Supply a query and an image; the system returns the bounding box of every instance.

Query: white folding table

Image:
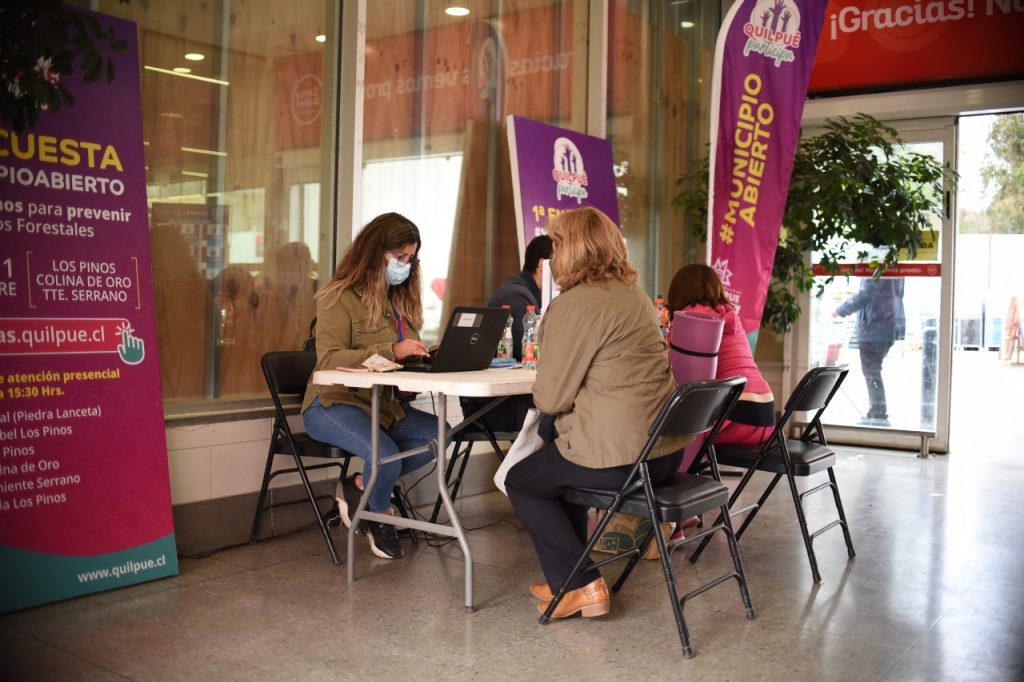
[311,367,535,610]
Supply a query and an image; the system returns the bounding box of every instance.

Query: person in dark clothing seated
[488,235,553,360]
[463,235,553,434]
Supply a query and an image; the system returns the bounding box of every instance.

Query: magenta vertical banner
[506,115,620,262]
[0,11,178,612]
[706,0,828,333]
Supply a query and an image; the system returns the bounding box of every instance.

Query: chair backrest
[775,365,848,443]
[783,365,847,414]
[303,317,317,352]
[261,350,316,416]
[648,375,747,445]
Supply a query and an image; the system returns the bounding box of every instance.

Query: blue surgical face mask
[385,256,411,286]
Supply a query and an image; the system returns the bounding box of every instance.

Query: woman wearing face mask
[302,212,438,560]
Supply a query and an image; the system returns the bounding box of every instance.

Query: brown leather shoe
[537,577,610,618]
[529,582,552,601]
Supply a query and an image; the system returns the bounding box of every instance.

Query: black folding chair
[250,350,356,564]
[689,366,856,583]
[541,376,755,659]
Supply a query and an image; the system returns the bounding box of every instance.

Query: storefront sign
[813,263,942,277]
[0,11,177,612]
[506,115,620,262]
[810,0,1024,94]
[707,0,829,333]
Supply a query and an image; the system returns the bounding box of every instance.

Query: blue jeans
[303,397,441,512]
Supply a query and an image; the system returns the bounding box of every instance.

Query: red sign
[813,262,942,277]
[810,0,1024,94]
[275,52,324,150]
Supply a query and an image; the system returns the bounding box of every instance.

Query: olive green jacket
[302,288,419,427]
[533,278,693,468]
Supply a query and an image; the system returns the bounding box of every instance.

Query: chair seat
[286,432,349,459]
[563,474,730,523]
[458,423,519,442]
[717,440,836,476]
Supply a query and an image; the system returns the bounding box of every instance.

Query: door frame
[787,118,955,453]
[793,82,1024,454]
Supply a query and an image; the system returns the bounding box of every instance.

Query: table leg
[435,391,475,611]
[348,383,381,583]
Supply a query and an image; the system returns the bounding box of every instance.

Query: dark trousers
[505,442,684,592]
[859,340,893,419]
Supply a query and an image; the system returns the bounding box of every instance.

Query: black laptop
[400,306,508,373]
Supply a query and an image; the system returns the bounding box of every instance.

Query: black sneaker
[367,521,404,559]
[336,475,366,535]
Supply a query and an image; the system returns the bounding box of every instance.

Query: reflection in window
[72,1,337,405]
[362,0,586,344]
[77,0,722,412]
[608,0,719,295]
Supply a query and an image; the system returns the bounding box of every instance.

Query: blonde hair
[548,206,637,291]
[316,213,423,330]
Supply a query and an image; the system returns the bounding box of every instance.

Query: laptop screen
[404,306,507,372]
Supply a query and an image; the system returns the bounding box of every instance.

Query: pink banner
[0,10,177,612]
[706,0,829,332]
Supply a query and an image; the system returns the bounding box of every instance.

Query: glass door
[796,118,955,453]
[950,113,1024,454]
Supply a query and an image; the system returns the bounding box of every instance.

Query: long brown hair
[548,206,636,291]
[316,213,423,329]
[667,264,730,313]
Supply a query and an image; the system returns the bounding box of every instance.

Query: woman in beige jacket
[506,206,692,619]
[303,213,436,560]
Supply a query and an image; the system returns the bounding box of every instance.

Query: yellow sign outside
[899,229,939,262]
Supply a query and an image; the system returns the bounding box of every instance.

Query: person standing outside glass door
[834,277,906,426]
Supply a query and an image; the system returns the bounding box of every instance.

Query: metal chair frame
[541,377,755,658]
[250,351,354,564]
[689,366,856,583]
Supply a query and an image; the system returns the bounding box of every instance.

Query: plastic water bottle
[497,305,514,358]
[654,295,669,335]
[522,305,539,370]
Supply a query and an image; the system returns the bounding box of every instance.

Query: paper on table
[335,353,402,373]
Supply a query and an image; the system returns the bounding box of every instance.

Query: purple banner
[506,115,620,261]
[0,11,177,612]
[707,0,828,333]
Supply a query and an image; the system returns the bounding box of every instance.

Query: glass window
[362,0,588,343]
[71,0,338,407]
[361,1,721,339]
[607,0,720,296]
[71,1,723,414]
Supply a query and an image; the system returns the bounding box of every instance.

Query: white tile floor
[4,350,1023,680]
[3,422,1023,680]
